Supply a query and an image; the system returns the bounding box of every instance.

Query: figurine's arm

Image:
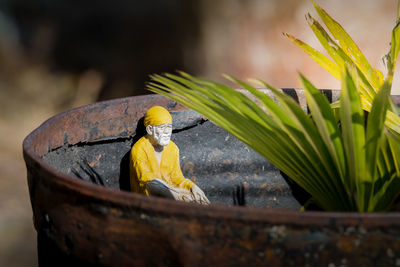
[169,145,210,204]
[130,147,159,192]
[169,145,195,190]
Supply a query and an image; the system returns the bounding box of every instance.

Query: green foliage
[285,1,400,138]
[147,2,400,211]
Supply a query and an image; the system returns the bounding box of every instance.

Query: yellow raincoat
[130,136,195,195]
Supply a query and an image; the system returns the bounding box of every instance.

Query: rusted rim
[23,93,400,228]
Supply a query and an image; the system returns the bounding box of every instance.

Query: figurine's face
[148,123,172,146]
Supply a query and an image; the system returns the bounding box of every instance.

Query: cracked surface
[43,120,301,209]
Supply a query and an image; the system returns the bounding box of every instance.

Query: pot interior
[42,115,301,209]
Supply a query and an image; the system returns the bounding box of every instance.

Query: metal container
[23,91,400,266]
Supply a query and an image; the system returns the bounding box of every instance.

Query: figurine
[130,106,210,204]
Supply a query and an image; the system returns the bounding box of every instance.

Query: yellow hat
[144,106,172,127]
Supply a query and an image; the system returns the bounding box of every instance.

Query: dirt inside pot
[43,117,301,209]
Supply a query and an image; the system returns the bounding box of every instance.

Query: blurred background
[0,0,397,266]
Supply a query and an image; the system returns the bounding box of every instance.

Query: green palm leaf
[147,1,400,212]
[312,1,383,90]
[286,1,400,136]
[284,32,341,80]
[148,70,381,211]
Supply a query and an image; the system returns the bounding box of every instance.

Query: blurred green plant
[147,1,400,212]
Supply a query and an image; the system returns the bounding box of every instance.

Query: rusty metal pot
[23,91,400,266]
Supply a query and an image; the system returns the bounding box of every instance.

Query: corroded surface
[23,91,400,266]
[42,120,300,208]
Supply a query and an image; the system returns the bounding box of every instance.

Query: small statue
[130,106,210,204]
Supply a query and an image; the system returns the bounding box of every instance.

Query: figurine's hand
[191,185,210,204]
[169,187,191,201]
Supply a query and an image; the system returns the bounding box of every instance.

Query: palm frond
[147,1,400,212]
[286,1,400,135]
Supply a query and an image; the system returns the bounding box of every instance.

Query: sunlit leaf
[284,32,341,79]
[313,1,383,90]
